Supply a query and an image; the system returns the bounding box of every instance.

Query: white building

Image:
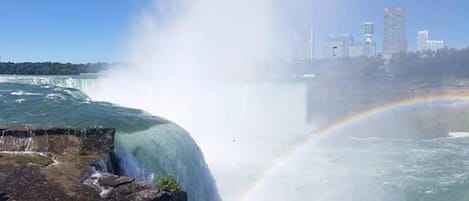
[323,34,353,58]
[293,26,315,61]
[417,30,429,52]
[426,40,445,51]
[417,29,445,52]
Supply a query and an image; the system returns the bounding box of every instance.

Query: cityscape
[293,6,446,62]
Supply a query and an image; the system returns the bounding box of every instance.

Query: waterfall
[0,79,222,201]
[114,124,221,201]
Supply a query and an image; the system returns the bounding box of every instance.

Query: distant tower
[293,26,315,62]
[383,6,407,54]
[309,27,315,61]
[417,30,429,52]
[364,22,374,44]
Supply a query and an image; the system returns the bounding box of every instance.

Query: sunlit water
[3,76,469,201]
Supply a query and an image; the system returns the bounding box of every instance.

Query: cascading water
[0,82,221,201]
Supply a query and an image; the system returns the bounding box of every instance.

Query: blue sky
[0,0,150,63]
[0,1,468,62]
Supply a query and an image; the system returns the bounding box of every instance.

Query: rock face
[84,171,187,201]
[0,128,187,201]
[0,127,114,153]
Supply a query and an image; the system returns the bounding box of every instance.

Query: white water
[82,1,318,200]
[0,74,313,200]
[0,1,319,200]
[448,132,469,139]
[89,79,313,200]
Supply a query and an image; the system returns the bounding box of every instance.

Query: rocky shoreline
[0,128,187,201]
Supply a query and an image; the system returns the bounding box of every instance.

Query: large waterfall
[0,81,221,201]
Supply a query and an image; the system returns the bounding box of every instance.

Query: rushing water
[4,75,469,201]
[0,81,220,201]
[251,136,469,201]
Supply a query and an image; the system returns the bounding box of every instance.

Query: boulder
[99,175,135,187]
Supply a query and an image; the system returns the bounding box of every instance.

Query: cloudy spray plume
[88,0,318,201]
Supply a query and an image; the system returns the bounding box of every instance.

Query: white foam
[83,170,114,198]
[11,90,42,96]
[15,98,25,103]
[448,132,469,139]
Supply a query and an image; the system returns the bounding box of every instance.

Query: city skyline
[0,1,468,62]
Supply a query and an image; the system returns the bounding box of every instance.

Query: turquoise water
[0,82,220,201]
[4,76,469,201]
[245,136,469,201]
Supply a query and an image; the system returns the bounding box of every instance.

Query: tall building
[293,26,315,61]
[417,29,445,52]
[364,22,374,44]
[363,22,377,57]
[417,30,429,51]
[383,6,407,54]
[323,34,353,58]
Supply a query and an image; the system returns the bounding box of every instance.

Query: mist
[86,0,319,200]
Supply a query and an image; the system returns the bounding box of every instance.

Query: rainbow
[240,93,469,201]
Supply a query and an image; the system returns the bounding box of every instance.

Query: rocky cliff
[0,128,187,201]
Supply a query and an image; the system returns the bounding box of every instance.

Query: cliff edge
[0,128,187,201]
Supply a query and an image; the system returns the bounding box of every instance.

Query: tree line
[0,62,111,75]
[310,47,469,82]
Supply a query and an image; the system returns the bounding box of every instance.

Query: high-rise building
[293,26,315,61]
[417,30,429,51]
[383,6,407,54]
[417,29,445,52]
[323,34,353,58]
[363,22,376,57]
[364,22,374,44]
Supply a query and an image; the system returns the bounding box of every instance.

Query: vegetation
[0,62,111,75]
[310,47,469,82]
[156,175,182,193]
[74,128,82,137]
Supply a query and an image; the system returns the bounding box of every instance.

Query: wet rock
[99,175,135,187]
[0,192,9,201]
[114,183,134,195]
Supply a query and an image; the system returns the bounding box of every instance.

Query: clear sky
[0,0,151,63]
[0,0,468,62]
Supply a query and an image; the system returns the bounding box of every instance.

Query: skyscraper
[383,6,407,54]
[364,22,374,44]
[363,22,376,57]
[417,30,429,51]
[293,26,315,61]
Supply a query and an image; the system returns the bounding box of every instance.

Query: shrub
[156,175,181,193]
[74,128,82,137]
